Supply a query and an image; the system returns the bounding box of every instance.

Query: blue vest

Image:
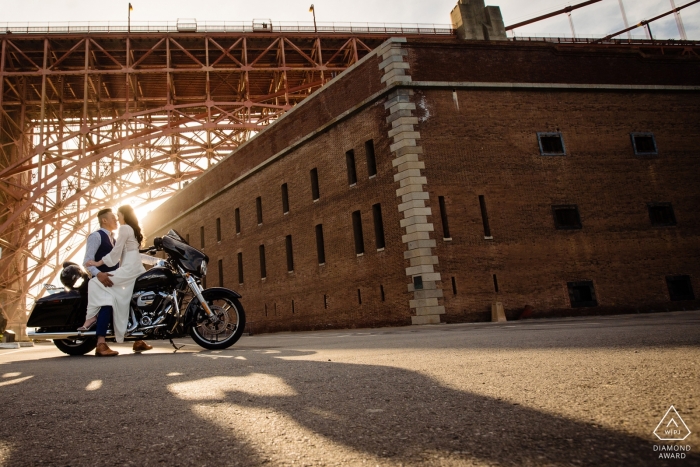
[96,230,119,272]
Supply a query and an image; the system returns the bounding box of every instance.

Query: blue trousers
[95,306,113,337]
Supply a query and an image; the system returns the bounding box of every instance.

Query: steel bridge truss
[0,32,403,328]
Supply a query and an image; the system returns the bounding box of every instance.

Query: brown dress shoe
[132,340,153,352]
[96,343,119,357]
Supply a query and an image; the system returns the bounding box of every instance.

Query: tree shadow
[1,345,696,466]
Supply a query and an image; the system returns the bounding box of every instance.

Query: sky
[0,0,698,39]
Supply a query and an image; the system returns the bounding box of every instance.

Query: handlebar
[139,246,157,255]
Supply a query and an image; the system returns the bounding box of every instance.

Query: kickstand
[169,339,184,352]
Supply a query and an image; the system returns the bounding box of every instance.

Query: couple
[80,205,152,357]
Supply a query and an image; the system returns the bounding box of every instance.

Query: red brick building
[144,31,700,332]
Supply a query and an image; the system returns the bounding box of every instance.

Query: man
[83,208,152,356]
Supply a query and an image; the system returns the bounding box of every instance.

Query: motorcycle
[27,229,246,355]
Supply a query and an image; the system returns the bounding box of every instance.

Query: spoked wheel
[54,337,98,356]
[189,289,246,350]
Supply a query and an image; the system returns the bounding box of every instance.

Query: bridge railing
[0,20,454,35]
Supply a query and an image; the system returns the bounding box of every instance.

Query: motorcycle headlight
[200,260,207,276]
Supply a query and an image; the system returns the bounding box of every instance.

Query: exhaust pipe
[28,330,112,340]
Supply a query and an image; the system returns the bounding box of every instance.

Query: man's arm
[83,232,102,277]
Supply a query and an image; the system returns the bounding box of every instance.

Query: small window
[479,195,492,238]
[631,133,658,155]
[218,259,224,287]
[216,217,221,242]
[567,281,597,308]
[413,276,423,290]
[281,183,289,214]
[186,233,190,245]
[259,244,266,279]
[438,196,451,240]
[537,132,566,156]
[256,197,263,225]
[200,226,205,248]
[365,140,377,177]
[237,252,243,284]
[380,285,385,301]
[666,275,694,301]
[372,204,385,250]
[310,168,320,201]
[352,210,364,255]
[285,235,294,272]
[315,224,326,264]
[648,203,676,227]
[346,150,357,186]
[234,208,241,234]
[552,205,582,230]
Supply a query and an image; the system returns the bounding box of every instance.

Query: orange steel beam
[0,30,455,330]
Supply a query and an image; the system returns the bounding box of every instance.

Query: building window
[648,203,676,227]
[552,205,582,230]
[365,139,377,177]
[200,226,205,248]
[315,224,326,265]
[285,235,294,272]
[666,275,694,301]
[186,233,190,245]
[216,217,221,242]
[310,168,320,201]
[357,288,362,305]
[372,203,385,250]
[218,259,224,287]
[493,274,499,293]
[259,244,267,279]
[237,252,243,284]
[631,132,658,155]
[281,183,289,214]
[380,285,385,301]
[479,195,492,238]
[256,196,263,225]
[234,208,241,234]
[346,150,357,186]
[352,210,364,255]
[537,132,566,156]
[567,281,597,308]
[438,196,451,240]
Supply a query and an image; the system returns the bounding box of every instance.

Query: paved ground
[1,311,699,467]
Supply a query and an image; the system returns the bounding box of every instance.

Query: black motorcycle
[27,230,246,355]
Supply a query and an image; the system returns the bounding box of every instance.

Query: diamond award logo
[654,405,691,441]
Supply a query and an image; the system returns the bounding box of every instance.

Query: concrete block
[407,280,437,292]
[0,342,20,349]
[405,264,435,276]
[406,239,437,250]
[399,177,427,188]
[400,215,428,227]
[402,207,432,217]
[388,124,416,137]
[414,305,446,316]
[409,255,438,266]
[421,272,442,282]
[388,102,416,115]
[395,183,425,197]
[411,314,442,325]
[401,191,430,203]
[387,87,412,100]
[392,131,422,143]
[385,75,412,86]
[380,48,408,62]
[378,54,406,70]
[491,302,507,322]
[392,116,420,128]
[398,197,426,210]
[386,109,414,124]
[384,95,412,110]
[403,247,434,259]
[394,169,423,183]
[396,161,425,172]
[393,145,423,157]
[405,223,434,235]
[390,139,417,153]
[382,62,411,74]
[410,297,439,309]
[402,231,431,244]
[413,289,444,300]
[381,68,407,84]
[392,153,420,167]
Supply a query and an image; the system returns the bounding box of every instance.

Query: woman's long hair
[117,205,143,246]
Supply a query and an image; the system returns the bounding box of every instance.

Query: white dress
[86,224,146,342]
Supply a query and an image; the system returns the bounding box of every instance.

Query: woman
[82,205,148,354]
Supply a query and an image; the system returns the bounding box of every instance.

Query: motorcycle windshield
[166,229,189,245]
[161,234,208,275]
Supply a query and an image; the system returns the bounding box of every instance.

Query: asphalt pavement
[1,311,699,466]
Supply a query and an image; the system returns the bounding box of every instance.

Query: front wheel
[54,337,98,356]
[189,289,246,350]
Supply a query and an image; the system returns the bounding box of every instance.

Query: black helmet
[60,264,84,290]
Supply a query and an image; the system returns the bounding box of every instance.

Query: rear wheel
[53,337,98,356]
[189,290,246,350]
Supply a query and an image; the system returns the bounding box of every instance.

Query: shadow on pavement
[1,345,695,466]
